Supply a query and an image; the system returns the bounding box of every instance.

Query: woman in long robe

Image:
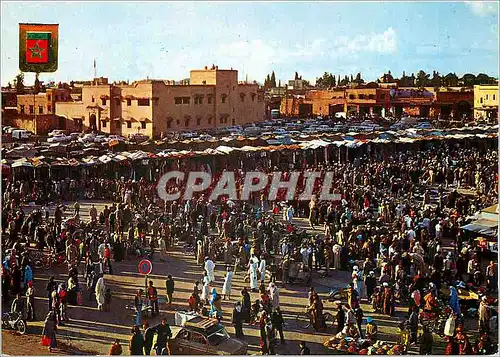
[196,240,204,266]
[259,256,266,283]
[269,282,280,310]
[205,257,215,283]
[95,275,106,311]
[249,256,259,292]
[222,269,233,300]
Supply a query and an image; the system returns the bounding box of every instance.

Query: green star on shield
[28,41,45,59]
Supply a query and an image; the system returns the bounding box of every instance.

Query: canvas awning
[462,219,498,237]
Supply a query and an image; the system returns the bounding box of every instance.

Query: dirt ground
[1,330,98,355]
[1,200,485,355]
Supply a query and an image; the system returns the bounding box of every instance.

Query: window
[20,105,25,114]
[359,94,365,99]
[91,96,95,103]
[47,94,51,101]
[167,118,173,129]
[349,94,355,99]
[102,120,107,128]
[184,117,190,127]
[101,98,107,105]
[221,94,227,103]
[115,98,120,106]
[126,120,132,128]
[116,121,121,129]
[220,116,224,124]
[480,98,483,104]
[251,93,256,101]
[494,95,496,101]
[240,93,245,102]
[38,105,43,114]
[48,105,52,112]
[208,116,213,124]
[175,97,182,105]
[176,120,180,125]
[29,105,34,114]
[208,96,213,104]
[486,94,489,100]
[368,94,375,100]
[138,98,150,106]
[127,98,132,106]
[196,117,202,125]
[182,97,190,104]
[141,121,146,129]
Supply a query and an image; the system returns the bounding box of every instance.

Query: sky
[1,1,499,86]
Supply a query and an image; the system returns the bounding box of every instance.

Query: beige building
[56,67,265,138]
[473,85,499,120]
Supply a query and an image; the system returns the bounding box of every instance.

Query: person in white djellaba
[205,256,215,283]
[222,268,233,300]
[248,254,259,292]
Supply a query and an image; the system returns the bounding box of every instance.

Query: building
[4,87,73,134]
[474,85,498,120]
[280,85,474,119]
[55,67,265,138]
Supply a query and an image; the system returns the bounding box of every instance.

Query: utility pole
[34,72,39,135]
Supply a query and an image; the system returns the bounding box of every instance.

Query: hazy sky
[1,1,498,86]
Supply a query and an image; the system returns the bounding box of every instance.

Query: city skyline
[1,1,499,86]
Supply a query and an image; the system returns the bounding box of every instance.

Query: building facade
[474,85,498,120]
[55,67,265,138]
[280,86,474,119]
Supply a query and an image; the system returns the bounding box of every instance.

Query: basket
[41,335,51,346]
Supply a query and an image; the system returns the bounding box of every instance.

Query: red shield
[26,32,50,64]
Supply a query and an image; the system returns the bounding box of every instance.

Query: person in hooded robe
[201,276,210,304]
[259,255,267,283]
[449,286,461,318]
[196,240,204,266]
[222,268,233,300]
[248,254,259,292]
[95,274,106,311]
[269,282,280,310]
[204,257,215,283]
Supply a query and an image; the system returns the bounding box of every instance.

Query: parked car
[94,135,107,143]
[166,316,247,355]
[302,127,318,135]
[79,133,96,143]
[317,125,333,132]
[416,122,433,129]
[129,133,149,142]
[273,128,288,135]
[48,129,66,137]
[11,129,31,140]
[47,134,71,143]
[107,135,125,142]
[69,132,81,140]
[181,131,197,139]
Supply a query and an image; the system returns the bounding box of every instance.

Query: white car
[273,128,288,135]
[197,134,215,141]
[317,125,333,132]
[47,134,70,143]
[48,129,66,137]
[94,135,107,143]
[302,127,318,135]
[181,131,197,139]
[108,135,125,142]
[79,133,96,143]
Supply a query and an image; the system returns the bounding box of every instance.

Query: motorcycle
[2,312,27,334]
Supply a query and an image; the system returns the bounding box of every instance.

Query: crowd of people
[1,138,498,355]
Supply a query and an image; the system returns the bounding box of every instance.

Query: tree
[295,72,299,80]
[34,73,41,94]
[461,73,476,87]
[430,71,441,87]
[7,82,11,89]
[475,73,493,85]
[415,70,430,87]
[354,72,364,84]
[264,74,271,89]
[270,71,277,88]
[278,79,281,88]
[442,73,459,87]
[350,74,354,83]
[332,75,336,87]
[15,72,25,94]
[337,75,341,87]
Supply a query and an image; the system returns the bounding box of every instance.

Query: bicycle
[295,308,334,330]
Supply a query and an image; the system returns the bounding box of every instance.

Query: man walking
[232,302,244,339]
[271,307,285,344]
[165,275,175,309]
[143,322,155,355]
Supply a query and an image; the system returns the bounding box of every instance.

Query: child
[365,317,378,341]
[104,288,112,312]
